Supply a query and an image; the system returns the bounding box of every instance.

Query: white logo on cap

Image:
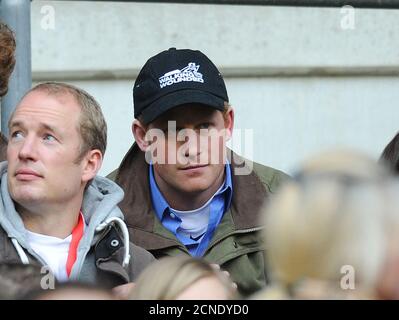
[159,63,204,89]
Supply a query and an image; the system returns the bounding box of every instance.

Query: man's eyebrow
[9,121,60,134]
[8,120,23,129]
[41,123,59,134]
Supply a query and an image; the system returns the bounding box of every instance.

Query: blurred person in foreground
[23,282,114,300]
[129,256,237,300]
[252,150,399,300]
[0,22,17,160]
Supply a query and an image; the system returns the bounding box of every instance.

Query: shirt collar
[149,161,233,222]
[222,160,233,209]
[149,164,170,223]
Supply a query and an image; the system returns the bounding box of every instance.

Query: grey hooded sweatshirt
[0,162,155,288]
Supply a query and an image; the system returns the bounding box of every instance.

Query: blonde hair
[129,256,236,300]
[262,149,399,296]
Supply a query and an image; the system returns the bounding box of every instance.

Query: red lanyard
[66,211,84,277]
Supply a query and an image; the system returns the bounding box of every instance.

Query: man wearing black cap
[109,48,288,296]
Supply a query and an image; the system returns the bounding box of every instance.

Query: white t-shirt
[26,230,71,282]
[171,203,210,241]
[170,183,225,242]
[26,215,86,282]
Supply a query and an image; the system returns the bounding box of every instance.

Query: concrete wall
[30,1,399,175]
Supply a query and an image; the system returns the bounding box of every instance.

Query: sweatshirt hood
[0,161,129,279]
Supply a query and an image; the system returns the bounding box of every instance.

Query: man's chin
[11,192,45,207]
[177,182,212,194]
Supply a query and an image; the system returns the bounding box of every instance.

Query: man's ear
[224,106,234,141]
[132,119,149,152]
[81,149,103,183]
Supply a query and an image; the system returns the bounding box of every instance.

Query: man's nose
[18,136,38,161]
[182,130,201,158]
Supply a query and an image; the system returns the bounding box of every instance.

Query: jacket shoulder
[252,161,290,194]
[128,242,156,281]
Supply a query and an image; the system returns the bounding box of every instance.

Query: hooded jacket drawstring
[11,238,29,265]
[95,217,131,268]
[11,217,131,269]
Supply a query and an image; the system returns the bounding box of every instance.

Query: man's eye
[43,134,56,141]
[198,123,211,129]
[10,131,23,140]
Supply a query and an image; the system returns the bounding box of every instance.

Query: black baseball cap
[133,48,229,124]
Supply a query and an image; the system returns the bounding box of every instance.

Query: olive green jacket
[108,144,289,297]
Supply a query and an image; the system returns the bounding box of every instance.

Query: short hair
[21,82,107,161]
[129,256,236,300]
[380,132,399,176]
[0,22,16,97]
[23,281,114,300]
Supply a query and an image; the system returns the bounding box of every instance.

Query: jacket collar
[95,225,130,284]
[115,143,269,250]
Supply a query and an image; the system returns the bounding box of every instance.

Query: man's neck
[155,167,226,211]
[18,200,83,239]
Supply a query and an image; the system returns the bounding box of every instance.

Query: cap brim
[140,89,225,124]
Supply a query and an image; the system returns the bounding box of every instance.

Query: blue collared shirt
[149,162,233,257]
